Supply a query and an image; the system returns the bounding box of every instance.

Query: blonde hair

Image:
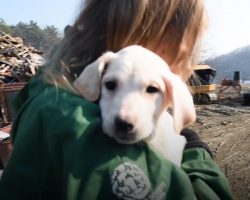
[45,0,206,91]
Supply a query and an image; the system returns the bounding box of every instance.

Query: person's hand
[180,128,213,157]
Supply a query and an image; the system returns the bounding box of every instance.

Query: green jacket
[0,75,234,200]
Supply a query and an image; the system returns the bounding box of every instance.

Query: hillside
[203,45,250,82]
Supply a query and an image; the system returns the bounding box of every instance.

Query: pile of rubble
[0,32,44,83]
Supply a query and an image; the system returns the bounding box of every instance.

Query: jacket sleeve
[181,147,234,200]
[0,107,57,200]
[0,86,101,200]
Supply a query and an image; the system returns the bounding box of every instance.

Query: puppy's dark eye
[146,86,159,94]
[105,80,117,91]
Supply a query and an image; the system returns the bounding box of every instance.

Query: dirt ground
[191,85,250,200]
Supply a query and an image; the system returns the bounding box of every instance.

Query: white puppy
[73,45,196,166]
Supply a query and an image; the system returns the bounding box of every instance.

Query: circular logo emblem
[111,162,151,200]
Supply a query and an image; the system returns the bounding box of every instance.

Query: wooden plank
[0,60,12,66]
[0,48,14,54]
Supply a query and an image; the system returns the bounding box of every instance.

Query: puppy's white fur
[73,45,196,166]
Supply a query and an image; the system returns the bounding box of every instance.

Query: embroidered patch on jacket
[111,162,166,200]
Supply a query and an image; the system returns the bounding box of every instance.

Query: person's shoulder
[34,85,101,126]
[38,84,98,112]
[12,83,101,142]
[21,75,97,114]
[15,78,101,135]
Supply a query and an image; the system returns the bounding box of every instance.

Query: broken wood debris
[0,32,44,83]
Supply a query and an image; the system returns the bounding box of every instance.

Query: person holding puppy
[0,0,234,199]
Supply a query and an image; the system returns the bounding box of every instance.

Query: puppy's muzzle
[115,116,134,133]
[114,116,136,141]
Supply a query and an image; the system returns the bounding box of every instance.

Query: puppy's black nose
[115,117,134,133]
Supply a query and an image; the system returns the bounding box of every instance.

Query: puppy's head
[73,45,196,144]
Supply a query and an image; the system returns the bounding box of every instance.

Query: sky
[203,0,250,57]
[1,0,250,57]
[1,0,82,31]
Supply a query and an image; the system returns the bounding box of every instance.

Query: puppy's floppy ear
[164,72,196,133]
[73,52,116,101]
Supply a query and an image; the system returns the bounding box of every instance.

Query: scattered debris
[0,32,44,83]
